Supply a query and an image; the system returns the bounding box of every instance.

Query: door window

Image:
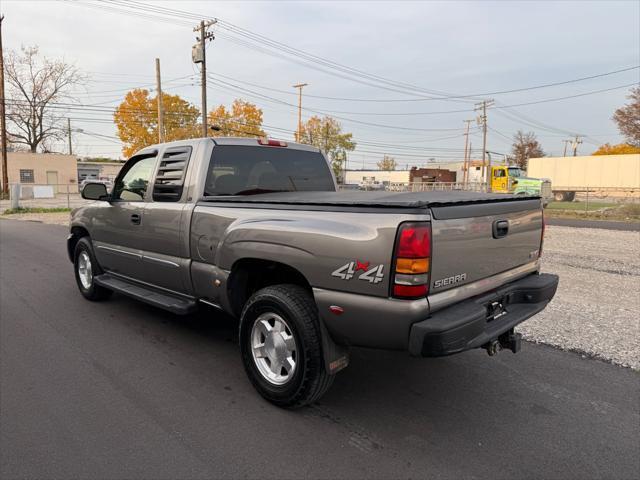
[112,156,157,201]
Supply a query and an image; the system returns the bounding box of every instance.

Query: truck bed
[200,190,540,209]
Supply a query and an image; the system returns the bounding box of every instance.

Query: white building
[344,170,411,185]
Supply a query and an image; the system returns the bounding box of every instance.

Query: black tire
[73,237,113,301]
[239,284,334,408]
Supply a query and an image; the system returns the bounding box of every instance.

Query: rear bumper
[408,273,559,357]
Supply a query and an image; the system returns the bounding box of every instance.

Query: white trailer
[527,154,640,201]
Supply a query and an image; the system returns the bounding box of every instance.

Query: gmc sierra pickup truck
[70,137,558,407]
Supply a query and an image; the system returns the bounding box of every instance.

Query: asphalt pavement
[1,219,638,480]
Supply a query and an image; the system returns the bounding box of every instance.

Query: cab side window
[112,156,157,201]
[494,169,506,178]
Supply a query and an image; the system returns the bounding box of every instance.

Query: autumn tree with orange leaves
[207,99,266,138]
[592,143,640,155]
[114,89,200,157]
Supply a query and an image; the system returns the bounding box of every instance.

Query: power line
[206,76,464,132]
[208,74,636,115]
[100,0,471,100]
[78,0,640,104]
[210,68,639,104]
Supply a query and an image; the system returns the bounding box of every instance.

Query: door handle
[130,213,141,225]
[492,220,509,238]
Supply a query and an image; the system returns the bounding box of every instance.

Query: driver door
[492,168,508,192]
[91,152,158,280]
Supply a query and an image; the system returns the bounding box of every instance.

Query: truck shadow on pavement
[54,288,640,478]
[104,290,632,421]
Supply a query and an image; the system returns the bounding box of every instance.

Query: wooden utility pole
[572,135,583,156]
[293,83,308,142]
[193,20,216,138]
[0,15,8,196]
[462,119,473,187]
[155,58,165,143]
[475,99,494,191]
[323,120,329,152]
[562,139,571,157]
[67,118,72,155]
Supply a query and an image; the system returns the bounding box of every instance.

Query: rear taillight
[539,211,545,257]
[392,223,431,299]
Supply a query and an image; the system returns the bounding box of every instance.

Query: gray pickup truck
[70,137,558,407]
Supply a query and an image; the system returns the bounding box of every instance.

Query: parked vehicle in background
[339,183,361,191]
[527,154,640,201]
[490,165,552,204]
[69,137,558,408]
[359,180,386,191]
[79,178,113,192]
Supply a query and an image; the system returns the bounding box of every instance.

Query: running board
[94,274,197,315]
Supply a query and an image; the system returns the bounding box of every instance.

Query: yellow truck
[490,165,552,204]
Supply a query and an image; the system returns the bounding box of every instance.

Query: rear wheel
[239,284,334,408]
[74,237,112,301]
[554,191,575,202]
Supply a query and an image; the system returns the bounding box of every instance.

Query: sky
[1,0,639,167]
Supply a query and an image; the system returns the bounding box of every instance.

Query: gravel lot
[519,226,640,369]
[3,213,638,369]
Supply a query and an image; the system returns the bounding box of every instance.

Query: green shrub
[2,207,72,215]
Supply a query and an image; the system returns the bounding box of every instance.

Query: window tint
[204,146,335,196]
[112,156,157,201]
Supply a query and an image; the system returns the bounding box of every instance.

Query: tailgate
[429,198,542,293]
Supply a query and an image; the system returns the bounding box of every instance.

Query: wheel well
[227,258,312,317]
[67,226,90,261]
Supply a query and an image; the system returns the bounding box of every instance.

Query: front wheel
[239,284,334,408]
[74,237,112,301]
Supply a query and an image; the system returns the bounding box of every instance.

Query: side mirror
[82,182,109,201]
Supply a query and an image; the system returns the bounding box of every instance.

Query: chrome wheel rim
[250,312,297,385]
[77,251,93,290]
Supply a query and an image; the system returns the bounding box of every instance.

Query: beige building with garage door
[77,160,124,183]
[0,152,79,195]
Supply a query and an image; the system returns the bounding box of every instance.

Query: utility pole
[562,139,571,157]
[462,119,473,187]
[67,118,72,155]
[0,15,8,196]
[155,58,165,143]
[293,83,308,142]
[571,135,583,156]
[475,99,494,191]
[193,19,216,138]
[323,120,330,153]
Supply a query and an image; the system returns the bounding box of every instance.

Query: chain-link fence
[0,183,91,211]
[340,181,489,192]
[547,187,640,220]
[4,181,638,218]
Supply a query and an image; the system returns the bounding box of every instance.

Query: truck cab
[491,165,552,204]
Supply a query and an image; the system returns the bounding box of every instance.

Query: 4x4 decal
[331,261,384,284]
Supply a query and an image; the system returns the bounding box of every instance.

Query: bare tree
[613,86,640,147]
[5,46,86,152]
[511,130,544,168]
